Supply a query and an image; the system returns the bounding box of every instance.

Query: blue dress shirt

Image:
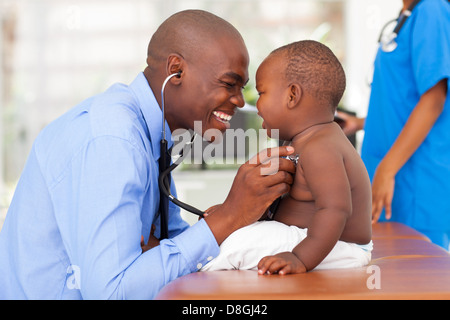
[361,0,450,245]
[0,72,219,299]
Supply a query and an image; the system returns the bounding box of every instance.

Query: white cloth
[201,220,372,272]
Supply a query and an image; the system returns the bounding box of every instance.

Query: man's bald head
[144,10,249,135]
[147,10,245,67]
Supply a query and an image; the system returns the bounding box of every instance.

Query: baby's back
[335,126,372,243]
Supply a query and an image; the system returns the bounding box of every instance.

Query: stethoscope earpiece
[157,71,205,240]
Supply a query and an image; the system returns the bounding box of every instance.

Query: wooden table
[156,222,450,300]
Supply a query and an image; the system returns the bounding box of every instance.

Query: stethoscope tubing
[378,0,422,52]
[158,71,206,224]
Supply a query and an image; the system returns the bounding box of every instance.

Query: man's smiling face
[165,33,249,139]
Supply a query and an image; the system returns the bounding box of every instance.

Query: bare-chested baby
[201,40,373,275]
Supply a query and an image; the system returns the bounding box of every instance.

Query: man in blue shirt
[0,10,295,299]
[338,0,450,249]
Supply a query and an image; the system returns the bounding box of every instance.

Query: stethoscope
[157,71,205,239]
[155,72,300,238]
[378,0,421,52]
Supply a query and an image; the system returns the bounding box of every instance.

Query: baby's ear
[287,83,302,109]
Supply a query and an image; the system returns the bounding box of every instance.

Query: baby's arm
[258,141,352,274]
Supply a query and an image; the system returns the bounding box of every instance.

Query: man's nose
[230,90,245,108]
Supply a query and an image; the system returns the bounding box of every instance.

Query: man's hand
[227,145,297,226]
[257,252,307,275]
[204,146,296,245]
[141,225,160,253]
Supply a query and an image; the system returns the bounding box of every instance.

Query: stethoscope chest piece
[380,32,398,53]
[378,0,421,53]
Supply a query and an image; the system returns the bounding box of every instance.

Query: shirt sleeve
[412,0,450,95]
[63,136,219,299]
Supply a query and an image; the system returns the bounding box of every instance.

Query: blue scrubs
[361,0,450,249]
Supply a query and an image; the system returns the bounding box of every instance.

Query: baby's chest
[290,164,314,201]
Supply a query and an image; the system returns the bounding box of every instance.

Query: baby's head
[256,40,346,140]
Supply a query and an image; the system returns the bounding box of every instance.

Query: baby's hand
[257,252,307,275]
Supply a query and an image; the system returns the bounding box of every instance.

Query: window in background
[0,0,398,225]
[0,0,345,180]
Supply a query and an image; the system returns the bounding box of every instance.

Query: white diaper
[201,220,372,272]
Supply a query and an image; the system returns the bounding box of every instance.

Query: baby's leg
[315,240,373,270]
[201,221,307,271]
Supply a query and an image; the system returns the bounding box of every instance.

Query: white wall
[344,0,403,117]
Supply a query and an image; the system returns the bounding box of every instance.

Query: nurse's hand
[335,111,365,136]
[204,146,296,245]
[371,161,396,223]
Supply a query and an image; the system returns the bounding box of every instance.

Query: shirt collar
[129,72,174,160]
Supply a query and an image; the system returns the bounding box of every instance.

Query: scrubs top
[361,0,450,234]
[0,72,219,299]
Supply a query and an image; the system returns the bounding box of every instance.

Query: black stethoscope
[157,71,205,239]
[154,72,300,238]
[378,0,421,52]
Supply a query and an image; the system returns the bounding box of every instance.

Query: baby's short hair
[271,40,346,111]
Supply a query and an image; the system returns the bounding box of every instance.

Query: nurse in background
[338,0,450,249]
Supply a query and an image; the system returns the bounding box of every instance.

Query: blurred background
[0,0,402,227]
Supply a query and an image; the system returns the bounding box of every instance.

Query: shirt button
[197,263,203,270]
[207,256,213,261]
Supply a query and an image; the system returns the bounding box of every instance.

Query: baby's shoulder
[296,132,343,157]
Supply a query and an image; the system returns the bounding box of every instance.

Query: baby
[201,40,372,274]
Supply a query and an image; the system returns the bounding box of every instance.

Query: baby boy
[202,40,373,274]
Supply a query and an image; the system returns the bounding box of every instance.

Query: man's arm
[65,138,295,299]
[59,136,219,299]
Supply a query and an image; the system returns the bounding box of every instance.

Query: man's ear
[287,83,302,109]
[166,53,184,84]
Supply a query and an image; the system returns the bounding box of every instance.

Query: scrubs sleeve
[69,136,219,299]
[411,0,450,95]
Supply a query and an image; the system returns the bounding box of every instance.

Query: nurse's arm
[371,78,448,222]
